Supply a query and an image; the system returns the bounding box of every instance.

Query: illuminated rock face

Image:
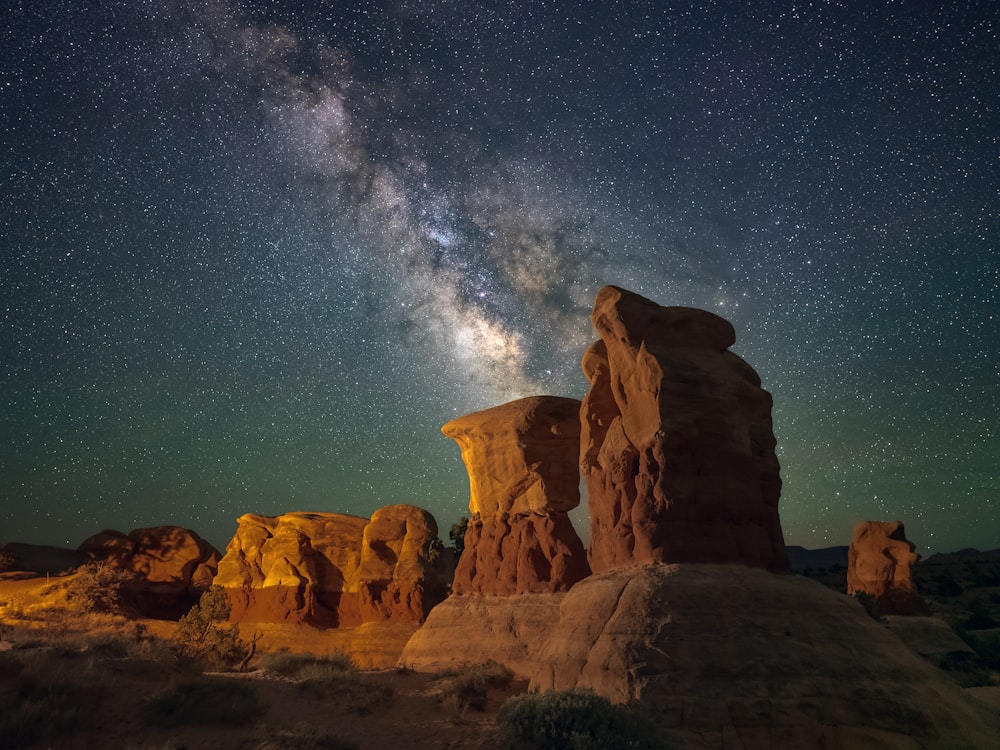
[357,504,447,623]
[215,506,446,626]
[442,396,590,594]
[847,520,928,615]
[78,526,221,617]
[216,512,368,626]
[582,286,788,573]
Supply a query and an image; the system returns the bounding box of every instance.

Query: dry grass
[0,646,110,747]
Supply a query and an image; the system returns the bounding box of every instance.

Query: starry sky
[2,1,997,555]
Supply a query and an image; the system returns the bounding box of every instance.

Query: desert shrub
[1,593,30,620]
[0,653,106,748]
[294,665,394,714]
[260,649,356,677]
[144,676,259,727]
[434,660,514,716]
[496,689,669,750]
[124,633,178,662]
[62,561,135,614]
[174,586,244,667]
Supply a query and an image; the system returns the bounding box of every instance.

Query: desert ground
[0,571,527,750]
[2,549,999,750]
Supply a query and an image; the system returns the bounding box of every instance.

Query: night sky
[2,1,997,555]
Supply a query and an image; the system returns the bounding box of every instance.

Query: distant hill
[921,548,1000,566]
[0,542,80,575]
[785,545,848,572]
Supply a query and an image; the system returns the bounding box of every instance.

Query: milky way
[2,0,997,553]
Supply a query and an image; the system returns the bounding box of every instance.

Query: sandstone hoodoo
[78,525,221,617]
[357,504,447,623]
[581,285,788,573]
[442,395,590,594]
[215,511,369,626]
[215,505,446,627]
[847,520,928,615]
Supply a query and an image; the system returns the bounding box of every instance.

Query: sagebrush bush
[144,676,260,727]
[434,660,515,716]
[260,649,356,677]
[496,689,669,750]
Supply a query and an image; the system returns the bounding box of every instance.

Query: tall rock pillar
[581,285,788,573]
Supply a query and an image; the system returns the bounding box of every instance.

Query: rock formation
[847,520,928,615]
[581,285,787,572]
[401,287,1000,747]
[528,564,1000,749]
[442,395,590,594]
[400,593,565,675]
[215,506,446,627]
[215,512,368,626]
[358,504,448,623]
[78,526,222,618]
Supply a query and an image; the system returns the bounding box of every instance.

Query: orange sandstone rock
[215,512,368,626]
[78,525,221,617]
[216,506,448,627]
[847,520,928,615]
[442,396,590,594]
[528,564,999,748]
[582,286,787,573]
[358,504,447,622]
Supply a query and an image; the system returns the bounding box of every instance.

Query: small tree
[449,517,469,557]
[175,586,243,666]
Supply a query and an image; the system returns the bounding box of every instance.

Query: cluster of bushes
[496,689,668,750]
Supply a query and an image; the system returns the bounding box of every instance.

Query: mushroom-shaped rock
[78,526,221,618]
[582,286,787,573]
[442,396,590,594]
[847,520,928,615]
